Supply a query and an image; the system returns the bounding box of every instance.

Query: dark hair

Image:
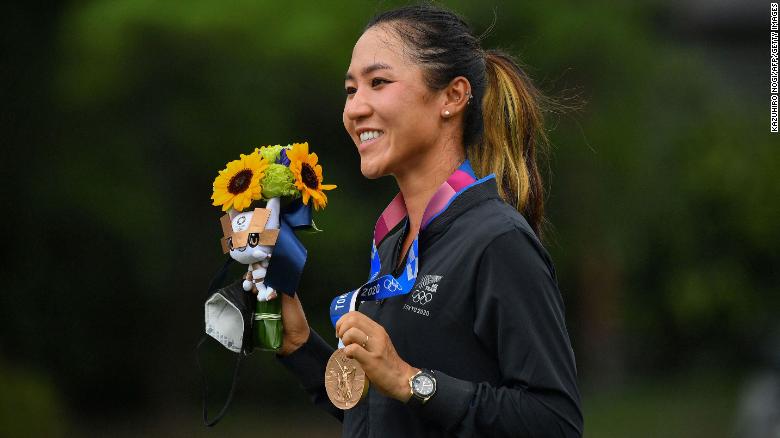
[364,3,550,238]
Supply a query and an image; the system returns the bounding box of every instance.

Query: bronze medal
[325,348,369,409]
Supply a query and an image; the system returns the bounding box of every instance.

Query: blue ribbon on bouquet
[264,199,312,296]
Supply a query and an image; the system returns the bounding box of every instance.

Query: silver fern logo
[411,275,443,306]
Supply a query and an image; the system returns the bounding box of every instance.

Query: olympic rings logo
[383,278,402,292]
[412,290,433,305]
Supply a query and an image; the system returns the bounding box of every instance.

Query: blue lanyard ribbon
[329,236,418,327]
[329,160,494,330]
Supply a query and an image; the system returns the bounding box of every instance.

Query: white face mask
[204,280,256,353]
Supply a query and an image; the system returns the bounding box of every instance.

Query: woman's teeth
[359,130,384,143]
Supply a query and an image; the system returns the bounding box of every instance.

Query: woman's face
[343,26,444,179]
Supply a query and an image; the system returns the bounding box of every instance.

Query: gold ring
[362,335,369,349]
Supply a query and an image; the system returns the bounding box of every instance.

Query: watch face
[413,374,435,397]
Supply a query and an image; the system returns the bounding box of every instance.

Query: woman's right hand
[277,292,311,356]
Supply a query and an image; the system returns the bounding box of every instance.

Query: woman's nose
[344,90,372,121]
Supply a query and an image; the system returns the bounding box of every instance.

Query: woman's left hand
[335,311,419,402]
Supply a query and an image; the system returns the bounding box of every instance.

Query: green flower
[261,163,300,199]
[255,144,284,164]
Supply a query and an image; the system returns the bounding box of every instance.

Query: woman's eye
[371,78,389,87]
[345,79,389,95]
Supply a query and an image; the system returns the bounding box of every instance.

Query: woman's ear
[441,76,472,118]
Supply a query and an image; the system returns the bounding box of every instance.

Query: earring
[444,110,451,117]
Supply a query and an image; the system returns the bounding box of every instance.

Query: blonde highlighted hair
[469,50,547,237]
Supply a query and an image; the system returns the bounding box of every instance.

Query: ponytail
[468,50,548,238]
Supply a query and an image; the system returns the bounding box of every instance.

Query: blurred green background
[1,0,776,436]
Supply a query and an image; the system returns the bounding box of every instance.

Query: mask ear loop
[196,255,246,427]
[196,334,244,427]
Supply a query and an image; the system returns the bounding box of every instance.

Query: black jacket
[277,178,583,437]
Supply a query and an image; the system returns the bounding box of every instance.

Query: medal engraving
[325,349,368,409]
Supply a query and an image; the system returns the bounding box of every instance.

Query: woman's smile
[359,130,384,143]
[357,130,385,151]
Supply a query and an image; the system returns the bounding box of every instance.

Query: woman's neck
[392,151,464,243]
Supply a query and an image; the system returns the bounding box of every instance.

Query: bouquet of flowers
[207,142,336,352]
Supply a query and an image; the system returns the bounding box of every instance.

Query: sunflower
[286,142,337,210]
[211,151,270,212]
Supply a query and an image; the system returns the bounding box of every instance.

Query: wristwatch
[408,369,437,405]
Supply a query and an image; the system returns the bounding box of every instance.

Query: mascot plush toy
[222,197,280,301]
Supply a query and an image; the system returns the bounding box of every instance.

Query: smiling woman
[274,4,583,437]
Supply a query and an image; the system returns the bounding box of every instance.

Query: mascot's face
[219,208,276,265]
[228,210,268,264]
[219,198,281,266]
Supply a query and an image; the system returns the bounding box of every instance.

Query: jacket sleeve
[408,227,583,437]
[275,328,344,422]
